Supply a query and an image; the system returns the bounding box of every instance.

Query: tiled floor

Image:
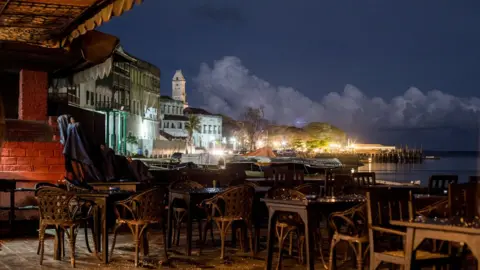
[0,228,334,269]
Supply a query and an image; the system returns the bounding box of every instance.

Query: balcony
[48,93,80,106]
[95,101,130,112]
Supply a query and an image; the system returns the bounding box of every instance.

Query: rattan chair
[36,186,88,267]
[110,188,169,267]
[202,184,256,259]
[328,203,369,270]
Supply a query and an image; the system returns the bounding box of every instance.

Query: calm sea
[357,151,480,185]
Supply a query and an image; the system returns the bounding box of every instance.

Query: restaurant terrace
[0,1,479,270]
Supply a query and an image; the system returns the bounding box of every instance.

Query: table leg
[186,196,193,256]
[265,210,276,270]
[167,195,173,249]
[94,206,101,254]
[101,201,109,264]
[300,209,315,270]
[9,189,14,234]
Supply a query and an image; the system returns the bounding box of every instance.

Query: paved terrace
[0,225,339,270]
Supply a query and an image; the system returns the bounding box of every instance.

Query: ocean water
[358,151,480,185]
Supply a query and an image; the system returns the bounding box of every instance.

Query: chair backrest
[428,174,458,194]
[266,186,306,201]
[352,172,376,186]
[294,183,322,196]
[366,187,413,228]
[169,179,203,190]
[216,184,255,219]
[325,174,353,196]
[448,183,479,220]
[128,187,167,222]
[263,166,274,180]
[468,176,480,183]
[35,186,77,223]
[34,182,58,190]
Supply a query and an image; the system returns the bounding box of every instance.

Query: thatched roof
[0,0,142,48]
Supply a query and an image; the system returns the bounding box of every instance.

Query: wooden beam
[0,0,13,17]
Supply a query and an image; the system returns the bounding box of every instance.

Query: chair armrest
[370,225,406,236]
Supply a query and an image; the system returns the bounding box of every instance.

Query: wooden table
[167,186,271,256]
[391,220,480,270]
[89,182,142,192]
[0,179,15,235]
[262,195,366,270]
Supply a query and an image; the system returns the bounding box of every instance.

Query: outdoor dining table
[52,190,132,264]
[391,218,480,270]
[167,186,271,256]
[261,194,366,270]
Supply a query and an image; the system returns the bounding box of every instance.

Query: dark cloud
[193,56,480,150]
[189,3,244,23]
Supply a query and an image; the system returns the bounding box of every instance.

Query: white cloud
[193,56,480,133]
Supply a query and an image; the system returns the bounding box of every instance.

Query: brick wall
[0,141,64,181]
[18,70,48,121]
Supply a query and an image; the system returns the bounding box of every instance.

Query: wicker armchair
[202,184,256,259]
[36,186,88,267]
[110,188,169,267]
[328,203,368,270]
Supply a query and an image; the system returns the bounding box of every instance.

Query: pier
[358,147,424,164]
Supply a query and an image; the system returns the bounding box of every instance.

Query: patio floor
[0,225,352,270]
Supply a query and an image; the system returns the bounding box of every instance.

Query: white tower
[172,70,188,107]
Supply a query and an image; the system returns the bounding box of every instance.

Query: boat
[424,156,440,160]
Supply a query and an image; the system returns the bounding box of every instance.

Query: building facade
[127,53,161,156]
[47,45,161,156]
[184,107,223,149]
[159,96,188,138]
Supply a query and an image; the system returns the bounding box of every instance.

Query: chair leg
[159,222,170,265]
[39,225,46,265]
[356,242,363,270]
[328,236,339,270]
[67,225,77,268]
[215,220,233,260]
[109,222,122,262]
[275,225,294,270]
[246,222,255,257]
[84,222,92,253]
[132,224,141,267]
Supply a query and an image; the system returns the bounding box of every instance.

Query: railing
[113,66,130,76]
[48,93,80,105]
[95,101,130,111]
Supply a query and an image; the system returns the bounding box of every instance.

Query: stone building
[159,70,189,138]
[183,107,223,149]
[48,45,161,156]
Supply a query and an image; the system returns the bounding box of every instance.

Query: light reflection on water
[358,155,480,185]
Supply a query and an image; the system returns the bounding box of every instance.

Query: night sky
[100,0,480,150]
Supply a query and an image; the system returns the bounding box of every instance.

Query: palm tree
[185,115,201,154]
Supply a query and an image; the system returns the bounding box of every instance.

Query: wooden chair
[352,172,376,186]
[203,184,255,259]
[468,176,480,183]
[448,182,479,221]
[325,174,353,196]
[328,203,368,270]
[366,188,451,270]
[428,174,458,195]
[36,186,88,267]
[110,188,169,267]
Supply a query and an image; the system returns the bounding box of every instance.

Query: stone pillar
[18,70,48,121]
